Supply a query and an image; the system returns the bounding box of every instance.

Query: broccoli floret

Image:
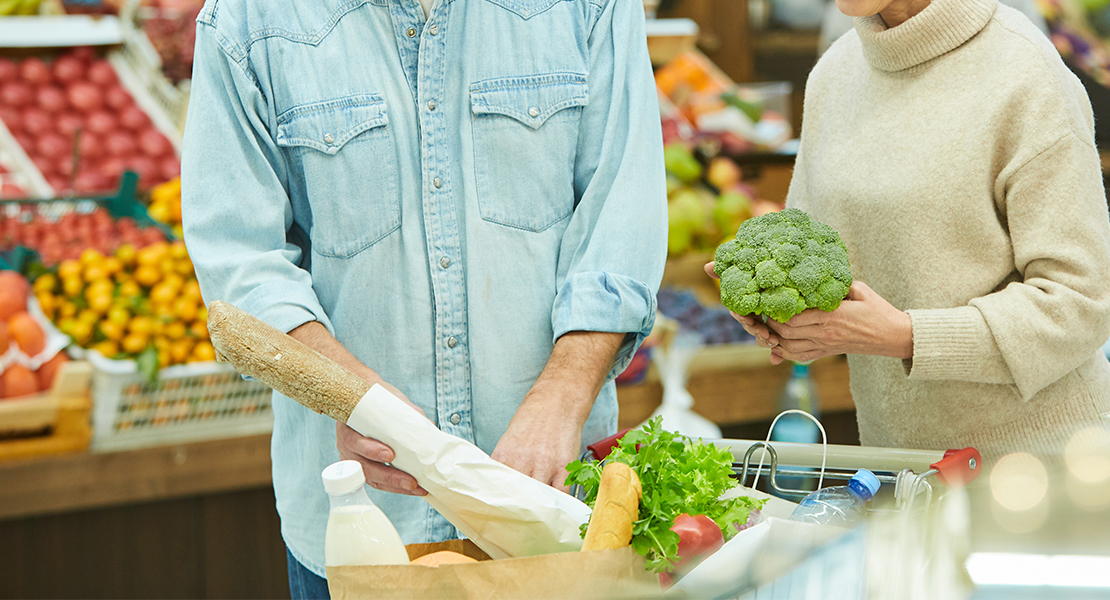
[761,287,808,324]
[755,259,787,288]
[713,208,852,321]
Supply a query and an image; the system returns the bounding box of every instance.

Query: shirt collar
[854,0,998,72]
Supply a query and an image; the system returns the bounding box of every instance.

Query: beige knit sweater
[788,0,1110,462]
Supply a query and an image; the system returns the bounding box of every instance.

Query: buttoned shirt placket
[391,0,470,541]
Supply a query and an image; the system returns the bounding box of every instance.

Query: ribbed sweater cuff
[905,306,992,380]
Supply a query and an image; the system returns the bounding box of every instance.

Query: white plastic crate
[83,351,274,452]
[0,118,54,199]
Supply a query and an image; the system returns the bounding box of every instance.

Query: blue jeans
[286,548,330,600]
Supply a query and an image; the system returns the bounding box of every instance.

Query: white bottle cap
[322,460,366,496]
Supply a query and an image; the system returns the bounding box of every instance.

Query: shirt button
[323,133,335,144]
[447,336,458,348]
[433,177,442,189]
[407,27,416,37]
[427,99,437,111]
[439,256,451,269]
[429,24,439,35]
[528,106,540,118]
[449,413,461,425]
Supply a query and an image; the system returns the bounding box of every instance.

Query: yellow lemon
[190,340,216,363]
[121,333,149,356]
[57,259,82,282]
[133,265,161,288]
[62,276,84,298]
[115,243,137,268]
[33,273,57,294]
[98,320,125,342]
[165,321,187,341]
[90,340,120,358]
[79,248,104,266]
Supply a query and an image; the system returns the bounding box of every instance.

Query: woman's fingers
[704,262,719,279]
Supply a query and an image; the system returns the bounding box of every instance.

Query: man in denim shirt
[182,0,666,595]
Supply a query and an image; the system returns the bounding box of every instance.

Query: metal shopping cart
[581,429,985,600]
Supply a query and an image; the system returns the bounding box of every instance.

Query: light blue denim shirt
[181,0,666,578]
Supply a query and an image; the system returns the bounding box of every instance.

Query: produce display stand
[0,359,92,462]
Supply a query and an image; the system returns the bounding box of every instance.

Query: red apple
[0,82,32,107]
[51,55,85,84]
[138,127,171,156]
[87,60,117,86]
[37,85,68,113]
[104,84,132,110]
[85,111,115,134]
[66,82,104,113]
[77,130,103,157]
[105,131,136,156]
[119,105,150,131]
[37,133,70,159]
[22,107,52,136]
[19,58,52,86]
[0,57,17,81]
[55,113,84,136]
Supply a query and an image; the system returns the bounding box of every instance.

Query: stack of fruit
[34,240,214,371]
[0,206,167,266]
[0,0,42,15]
[0,47,180,195]
[146,176,182,238]
[0,270,70,399]
[665,143,783,259]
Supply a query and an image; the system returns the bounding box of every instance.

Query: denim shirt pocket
[470,73,588,232]
[276,94,400,258]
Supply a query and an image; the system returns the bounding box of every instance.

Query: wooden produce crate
[0,359,92,462]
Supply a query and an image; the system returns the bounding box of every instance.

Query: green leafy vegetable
[565,416,766,573]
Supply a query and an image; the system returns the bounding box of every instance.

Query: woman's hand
[764,281,913,363]
[704,261,782,352]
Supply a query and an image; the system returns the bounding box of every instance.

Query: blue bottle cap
[852,469,881,498]
[792,363,808,377]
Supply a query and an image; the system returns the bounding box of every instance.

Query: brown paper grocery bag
[327,540,663,600]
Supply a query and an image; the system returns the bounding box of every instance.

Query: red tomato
[159,156,180,180]
[22,107,53,136]
[55,113,84,136]
[105,131,136,156]
[98,156,127,181]
[119,105,151,131]
[51,55,85,84]
[0,82,32,108]
[87,60,117,86]
[46,175,70,194]
[69,47,97,63]
[66,82,104,113]
[37,133,70,159]
[37,85,68,113]
[19,57,52,86]
[0,57,16,81]
[104,84,132,110]
[85,110,115,134]
[0,106,21,130]
[138,128,171,156]
[77,130,104,158]
[670,514,724,574]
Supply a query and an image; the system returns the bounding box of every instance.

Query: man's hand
[491,331,624,492]
[289,321,426,496]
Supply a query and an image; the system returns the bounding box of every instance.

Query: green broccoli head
[713,208,852,322]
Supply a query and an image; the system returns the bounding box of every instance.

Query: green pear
[712,191,752,239]
[663,143,702,184]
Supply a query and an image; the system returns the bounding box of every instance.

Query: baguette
[581,462,642,551]
[410,551,478,566]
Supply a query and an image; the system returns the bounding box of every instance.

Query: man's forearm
[288,320,384,387]
[526,331,625,426]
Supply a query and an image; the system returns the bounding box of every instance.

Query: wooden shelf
[0,433,272,522]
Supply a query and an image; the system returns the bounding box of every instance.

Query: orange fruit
[57,259,82,282]
[9,312,45,356]
[128,316,156,337]
[90,340,119,358]
[35,292,57,320]
[190,340,216,363]
[58,301,78,319]
[169,241,189,260]
[189,320,209,340]
[0,321,8,349]
[150,282,177,306]
[118,280,142,300]
[86,288,114,315]
[121,333,148,355]
[36,353,70,390]
[164,321,187,341]
[98,320,125,342]
[84,264,108,283]
[68,320,94,346]
[115,244,137,267]
[170,339,194,365]
[173,297,198,323]
[133,265,161,288]
[0,288,24,323]
[33,273,57,295]
[137,242,169,267]
[2,364,38,399]
[174,258,194,277]
[0,271,29,301]
[103,257,123,276]
[61,276,84,298]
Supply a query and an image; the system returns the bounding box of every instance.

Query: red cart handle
[930,447,982,488]
[586,428,632,461]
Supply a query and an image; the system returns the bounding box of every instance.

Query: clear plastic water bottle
[789,469,881,528]
[771,363,822,495]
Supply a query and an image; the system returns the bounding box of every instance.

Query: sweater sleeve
[907,132,1110,400]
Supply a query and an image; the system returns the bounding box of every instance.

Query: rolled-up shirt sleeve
[552,0,668,381]
[181,15,333,336]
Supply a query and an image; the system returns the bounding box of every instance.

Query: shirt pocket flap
[469,73,588,130]
[276,95,388,155]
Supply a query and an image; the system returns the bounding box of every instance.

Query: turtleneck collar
[854,0,998,72]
